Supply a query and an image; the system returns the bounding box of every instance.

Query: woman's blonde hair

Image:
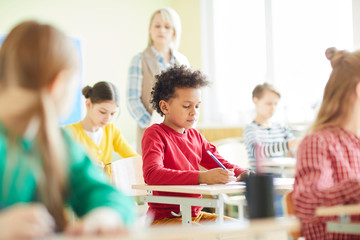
[0,21,78,230]
[311,47,360,132]
[147,7,182,51]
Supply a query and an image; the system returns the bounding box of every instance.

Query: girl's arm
[65,134,136,231]
[111,124,139,158]
[126,54,151,129]
[0,204,55,240]
[65,207,128,236]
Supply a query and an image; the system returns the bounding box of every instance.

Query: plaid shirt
[293,126,360,240]
[126,46,180,128]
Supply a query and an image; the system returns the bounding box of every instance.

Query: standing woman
[127,7,190,153]
[293,47,360,240]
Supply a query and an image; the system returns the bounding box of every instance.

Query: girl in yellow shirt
[66,81,139,175]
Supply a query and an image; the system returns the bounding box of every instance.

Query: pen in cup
[206,150,226,169]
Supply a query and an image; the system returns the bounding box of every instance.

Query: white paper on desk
[226,181,246,185]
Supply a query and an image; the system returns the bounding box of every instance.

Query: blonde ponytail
[36,90,68,230]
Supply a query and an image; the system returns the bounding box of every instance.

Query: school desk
[316,203,360,235]
[48,217,300,240]
[132,178,294,226]
[249,157,296,177]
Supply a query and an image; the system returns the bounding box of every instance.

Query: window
[201,0,354,126]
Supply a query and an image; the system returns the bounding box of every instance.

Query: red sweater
[142,123,246,220]
[293,126,360,240]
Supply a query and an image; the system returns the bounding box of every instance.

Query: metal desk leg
[141,192,223,226]
[215,195,224,224]
[180,204,192,226]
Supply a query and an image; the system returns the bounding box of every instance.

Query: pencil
[206,150,226,169]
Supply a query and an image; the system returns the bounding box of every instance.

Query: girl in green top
[0,21,135,239]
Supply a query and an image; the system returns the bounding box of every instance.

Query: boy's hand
[198,168,236,184]
[288,139,300,151]
[0,203,55,240]
[236,170,256,182]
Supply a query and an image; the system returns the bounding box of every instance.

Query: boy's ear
[159,100,169,115]
[253,97,259,104]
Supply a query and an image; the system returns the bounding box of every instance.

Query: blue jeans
[274,195,283,216]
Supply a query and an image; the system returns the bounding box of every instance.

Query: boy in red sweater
[142,65,253,224]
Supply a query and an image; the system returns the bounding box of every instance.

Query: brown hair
[82,81,119,106]
[252,83,281,99]
[0,21,78,230]
[311,47,360,132]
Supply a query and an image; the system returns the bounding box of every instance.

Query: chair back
[282,191,303,239]
[213,137,250,169]
[110,156,147,196]
[283,191,296,216]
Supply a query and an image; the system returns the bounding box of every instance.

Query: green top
[0,123,135,226]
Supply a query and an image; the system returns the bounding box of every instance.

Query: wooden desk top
[132,178,294,195]
[316,204,360,216]
[49,217,300,240]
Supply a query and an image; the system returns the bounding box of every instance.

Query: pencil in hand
[206,150,226,169]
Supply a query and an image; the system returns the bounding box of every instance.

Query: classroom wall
[172,0,202,69]
[0,0,202,148]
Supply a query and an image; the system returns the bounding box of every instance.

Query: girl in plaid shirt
[293,47,360,240]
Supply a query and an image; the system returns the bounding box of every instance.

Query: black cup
[245,174,275,219]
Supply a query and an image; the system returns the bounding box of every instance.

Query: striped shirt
[243,121,295,160]
[293,126,360,240]
[126,46,182,129]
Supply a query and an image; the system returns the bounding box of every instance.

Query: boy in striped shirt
[243,83,299,161]
[243,83,300,217]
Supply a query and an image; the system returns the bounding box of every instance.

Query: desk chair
[110,157,148,219]
[282,191,303,240]
[212,137,250,169]
[212,137,249,219]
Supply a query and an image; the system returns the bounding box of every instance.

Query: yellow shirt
[65,121,139,175]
